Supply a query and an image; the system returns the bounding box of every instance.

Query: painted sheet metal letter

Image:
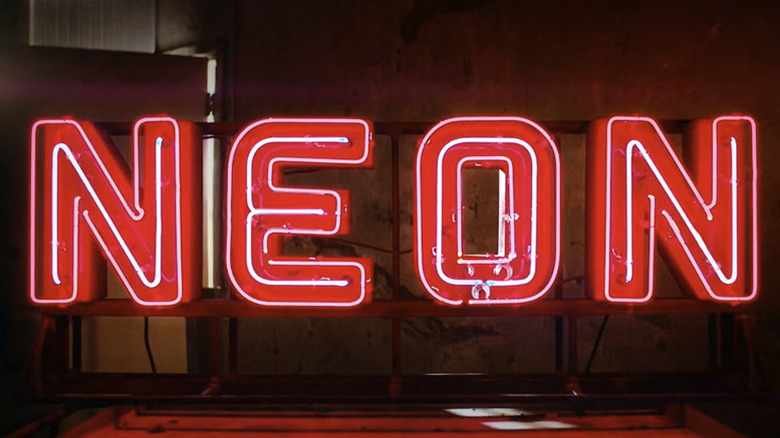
[225,118,374,306]
[29,118,202,306]
[414,117,561,305]
[586,116,758,302]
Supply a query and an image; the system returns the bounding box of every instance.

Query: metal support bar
[209,318,222,376]
[554,268,564,374]
[38,298,754,318]
[389,131,402,396]
[33,372,762,403]
[24,316,53,388]
[228,317,238,374]
[707,313,718,370]
[568,316,579,374]
[736,314,767,391]
[720,314,736,372]
[71,316,81,372]
[41,316,69,387]
[98,120,688,137]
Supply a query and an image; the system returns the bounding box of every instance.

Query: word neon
[29,115,758,307]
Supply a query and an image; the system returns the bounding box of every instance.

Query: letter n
[29,117,202,306]
[586,116,758,303]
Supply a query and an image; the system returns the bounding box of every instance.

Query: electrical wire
[143,316,158,374]
[585,315,610,373]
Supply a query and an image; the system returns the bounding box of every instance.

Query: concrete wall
[230,0,780,379]
[2,0,780,410]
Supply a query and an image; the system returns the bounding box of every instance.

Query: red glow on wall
[29,117,202,306]
[586,116,758,303]
[414,117,561,306]
[224,118,374,307]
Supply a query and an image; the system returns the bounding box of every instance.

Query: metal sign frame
[24,120,765,404]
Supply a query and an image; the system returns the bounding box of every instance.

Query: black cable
[585,315,610,373]
[143,316,158,374]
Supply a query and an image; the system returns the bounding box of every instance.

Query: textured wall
[230,0,780,378]
[2,0,780,398]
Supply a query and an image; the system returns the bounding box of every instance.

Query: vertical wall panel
[29,0,155,53]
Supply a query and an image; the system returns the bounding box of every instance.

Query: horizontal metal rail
[97,119,687,136]
[38,298,752,318]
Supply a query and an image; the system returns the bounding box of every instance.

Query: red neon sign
[586,116,758,303]
[29,117,202,306]
[225,118,374,306]
[414,117,561,305]
[28,114,758,308]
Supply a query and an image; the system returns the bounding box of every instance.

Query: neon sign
[29,115,759,307]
